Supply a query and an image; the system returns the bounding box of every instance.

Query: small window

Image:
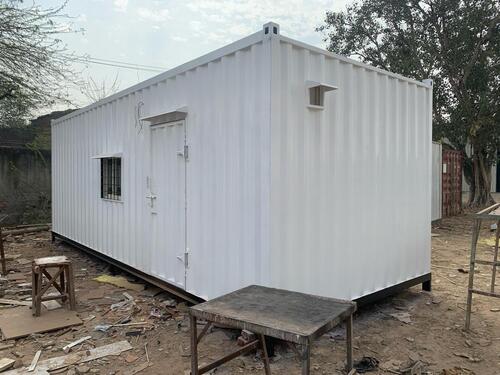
[101,158,121,200]
[309,86,324,106]
[306,81,338,110]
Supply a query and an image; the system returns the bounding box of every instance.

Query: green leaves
[0,0,79,126]
[318,0,500,204]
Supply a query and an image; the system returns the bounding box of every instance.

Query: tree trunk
[467,151,494,208]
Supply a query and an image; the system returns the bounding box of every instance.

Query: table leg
[35,270,42,317]
[301,343,310,375]
[259,334,271,375]
[346,314,353,371]
[31,265,37,316]
[190,315,199,375]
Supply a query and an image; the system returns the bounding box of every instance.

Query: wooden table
[465,203,500,330]
[189,285,356,374]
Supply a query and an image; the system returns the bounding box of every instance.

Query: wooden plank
[0,358,15,372]
[0,307,82,340]
[2,226,50,237]
[473,259,500,266]
[28,350,42,372]
[62,336,91,353]
[6,274,26,282]
[0,299,32,307]
[4,341,132,374]
[470,289,500,298]
[475,203,500,216]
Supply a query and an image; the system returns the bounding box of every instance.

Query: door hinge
[177,248,189,268]
[177,145,189,160]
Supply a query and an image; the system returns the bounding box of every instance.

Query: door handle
[146,194,157,207]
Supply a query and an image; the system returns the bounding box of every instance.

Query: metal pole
[491,220,500,292]
[346,314,353,371]
[465,218,481,330]
[0,227,6,276]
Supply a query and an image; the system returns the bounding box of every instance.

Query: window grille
[101,157,121,200]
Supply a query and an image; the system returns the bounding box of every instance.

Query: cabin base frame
[52,231,431,306]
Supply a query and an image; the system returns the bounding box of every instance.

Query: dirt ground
[0,210,499,375]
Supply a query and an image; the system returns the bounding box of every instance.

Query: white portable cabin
[52,22,433,303]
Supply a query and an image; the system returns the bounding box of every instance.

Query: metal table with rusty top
[189,285,356,375]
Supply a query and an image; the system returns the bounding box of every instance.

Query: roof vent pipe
[263,22,280,36]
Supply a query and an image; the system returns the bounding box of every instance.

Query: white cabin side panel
[52,40,271,300]
[269,39,432,300]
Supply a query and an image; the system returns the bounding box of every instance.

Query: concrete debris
[390,312,412,324]
[41,300,61,311]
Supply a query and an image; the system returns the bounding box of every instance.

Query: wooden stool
[31,256,76,316]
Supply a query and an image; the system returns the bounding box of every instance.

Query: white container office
[52,22,433,303]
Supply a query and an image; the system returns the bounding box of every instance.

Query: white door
[148,121,187,289]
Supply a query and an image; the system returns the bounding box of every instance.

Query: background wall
[0,147,51,225]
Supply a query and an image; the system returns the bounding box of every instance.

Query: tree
[80,75,120,104]
[318,0,500,207]
[0,0,80,127]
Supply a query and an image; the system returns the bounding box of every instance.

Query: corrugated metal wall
[53,27,432,301]
[53,36,271,300]
[268,37,432,300]
[442,149,462,217]
[432,142,442,221]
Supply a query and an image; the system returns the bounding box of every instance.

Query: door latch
[146,194,157,207]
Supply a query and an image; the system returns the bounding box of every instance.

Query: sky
[42,0,352,111]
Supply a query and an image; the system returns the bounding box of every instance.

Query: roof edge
[279,35,432,89]
[53,29,266,125]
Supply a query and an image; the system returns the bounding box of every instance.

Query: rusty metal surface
[442,149,463,217]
